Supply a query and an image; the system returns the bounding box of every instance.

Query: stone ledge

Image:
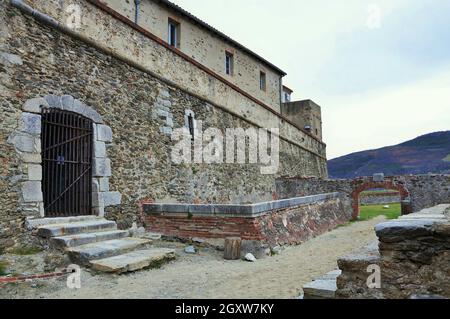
[143,192,341,218]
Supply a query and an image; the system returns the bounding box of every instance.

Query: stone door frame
[8,95,121,219]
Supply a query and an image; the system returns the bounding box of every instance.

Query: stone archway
[350,179,411,220]
[8,95,121,219]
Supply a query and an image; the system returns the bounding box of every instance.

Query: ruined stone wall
[360,192,401,205]
[337,205,450,299]
[0,1,327,250]
[276,175,450,218]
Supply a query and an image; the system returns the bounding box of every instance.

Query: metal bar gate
[42,108,93,217]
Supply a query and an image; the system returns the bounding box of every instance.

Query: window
[225,52,234,75]
[168,19,180,48]
[184,110,196,140]
[284,92,291,102]
[260,71,266,91]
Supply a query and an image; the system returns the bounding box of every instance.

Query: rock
[244,253,256,262]
[192,237,205,244]
[184,246,196,254]
[383,205,390,209]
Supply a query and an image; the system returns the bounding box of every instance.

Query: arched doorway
[351,180,411,220]
[42,108,93,217]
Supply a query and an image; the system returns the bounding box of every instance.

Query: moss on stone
[9,246,43,256]
[0,261,9,276]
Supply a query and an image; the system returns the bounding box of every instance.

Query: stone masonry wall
[144,195,351,248]
[0,1,326,250]
[360,192,401,205]
[276,175,450,218]
[336,205,450,299]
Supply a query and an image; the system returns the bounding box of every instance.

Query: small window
[184,110,196,140]
[168,19,180,48]
[260,71,266,91]
[225,52,234,75]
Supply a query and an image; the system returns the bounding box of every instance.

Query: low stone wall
[336,204,450,299]
[143,193,351,248]
[276,174,450,219]
[360,192,401,205]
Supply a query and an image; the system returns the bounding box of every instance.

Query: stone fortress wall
[0,0,327,250]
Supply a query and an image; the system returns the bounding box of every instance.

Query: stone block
[0,52,23,65]
[61,95,75,110]
[97,125,113,142]
[19,112,41,135]
[27,164,42,181]
[44,94,62,108]
[21,181,43,203]
[94,140,107,158]
[373,173,385,182]
[92,179,100,193]
[8,133,40,153]
[160,127,173,135]
[103,191,122,207]
[99,178,110,192]
[92,191,104,207]
[23,98,49,113]
[93,158,112,177]
[21,153,41,164]
[375,220,437,243]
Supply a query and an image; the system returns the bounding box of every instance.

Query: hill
[328,131,450,179]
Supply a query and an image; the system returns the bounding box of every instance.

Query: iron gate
[42,108,93,217]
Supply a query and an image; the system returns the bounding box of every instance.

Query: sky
[170,0,450,159]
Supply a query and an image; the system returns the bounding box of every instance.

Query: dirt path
[2,217,385,299]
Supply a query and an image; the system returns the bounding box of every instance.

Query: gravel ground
[0,216,385,299]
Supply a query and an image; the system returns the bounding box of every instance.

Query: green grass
[359,203,401,221]
[443,154,450,162]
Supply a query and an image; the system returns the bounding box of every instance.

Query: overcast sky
[171,0,450,159]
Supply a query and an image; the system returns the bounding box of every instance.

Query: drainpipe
[134,0,141,24]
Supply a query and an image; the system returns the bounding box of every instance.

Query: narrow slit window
[188,114,195,139]
[260,71,266,91]
[225,52,234,75]
[168,19,180,48]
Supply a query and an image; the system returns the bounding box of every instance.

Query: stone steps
[67,238,152,266]
[37,219,117,238]
[32,217,176,272]
[51,230,129,248]
[26,216,101,230]
[90,248,176,273]
[302,269,342,299]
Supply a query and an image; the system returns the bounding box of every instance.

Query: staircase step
[51,230,129,248]
[90,248,176,273]
[303,278,338,299]
[26,216,100,230]
[37,219,117,238]
[67,238,152,265]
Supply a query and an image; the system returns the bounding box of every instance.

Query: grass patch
[359,203,401,221]
[9,246,43,256]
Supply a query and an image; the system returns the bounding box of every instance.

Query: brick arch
[350,180,410,220]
